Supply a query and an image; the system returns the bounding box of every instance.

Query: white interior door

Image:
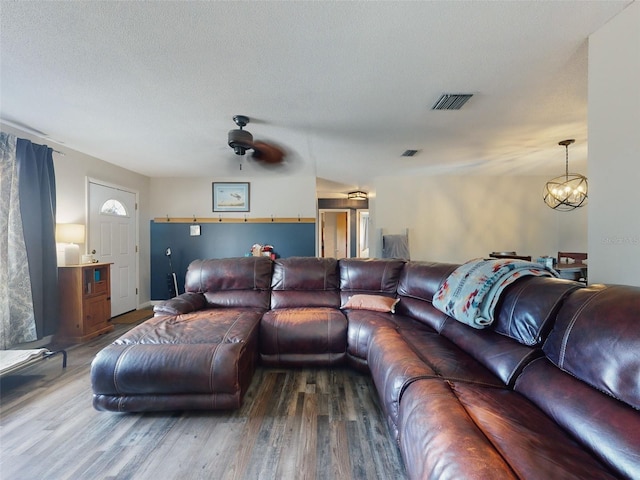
[88,181,137,317]
[319,209,350,259]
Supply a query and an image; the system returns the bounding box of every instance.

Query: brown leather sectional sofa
[91,256,640,479]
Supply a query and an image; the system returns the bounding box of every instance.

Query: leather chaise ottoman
[91,309,262,412]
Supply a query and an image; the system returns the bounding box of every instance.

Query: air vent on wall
[432,93,473,110]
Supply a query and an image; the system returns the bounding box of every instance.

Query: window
[100,199,127,217]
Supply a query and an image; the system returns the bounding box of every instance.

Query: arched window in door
[100,199,128,217]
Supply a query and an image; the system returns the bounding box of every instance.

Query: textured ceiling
[0,1,631,196]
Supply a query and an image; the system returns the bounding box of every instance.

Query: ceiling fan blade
[251,141,286,164]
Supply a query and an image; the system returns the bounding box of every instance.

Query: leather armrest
[153,292,208,315]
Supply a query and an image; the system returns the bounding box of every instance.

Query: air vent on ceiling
[402,149,419,157]
[432,93,473,110]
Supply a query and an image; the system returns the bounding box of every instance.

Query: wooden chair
[489,252,532,261]
[557,252,588,283]
[557,252,587,266]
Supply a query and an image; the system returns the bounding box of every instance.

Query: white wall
[372,175,584,264]
[0,123,153,304]
[588,2,640,286]
[150,175,317,219]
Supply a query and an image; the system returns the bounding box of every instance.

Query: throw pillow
[342,294,400,313]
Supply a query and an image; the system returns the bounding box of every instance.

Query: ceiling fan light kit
[543,139,588,211]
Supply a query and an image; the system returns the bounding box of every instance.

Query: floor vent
[432,93,473,110]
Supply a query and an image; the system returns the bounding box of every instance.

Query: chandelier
[543,139,588,211]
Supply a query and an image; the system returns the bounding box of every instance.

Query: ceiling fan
[228,115,286,166]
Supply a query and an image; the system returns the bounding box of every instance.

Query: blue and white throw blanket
[433,258,558,329]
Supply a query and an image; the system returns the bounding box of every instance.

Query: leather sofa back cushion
[515,358,640,480]
[544,284,640,409]
[491,277,582,346]
[270,257,340,308]
[339,258,405,304]
[397,261,458,302]
[185,257,272,291]
[395,261,458,331]
[184,257,273,309]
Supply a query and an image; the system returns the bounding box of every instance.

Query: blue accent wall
[150,221,316,299]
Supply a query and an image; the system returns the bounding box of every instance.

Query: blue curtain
[15,138,58,339]
[1,132,57,347]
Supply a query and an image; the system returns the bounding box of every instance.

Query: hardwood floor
[0,324,407,479]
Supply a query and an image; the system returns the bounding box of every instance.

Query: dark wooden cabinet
[57,262,113,343]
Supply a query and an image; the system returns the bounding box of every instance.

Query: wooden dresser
[57,262,113,343]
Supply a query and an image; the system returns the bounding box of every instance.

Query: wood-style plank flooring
[0,324,407,479]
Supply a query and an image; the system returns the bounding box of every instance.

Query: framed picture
[212,182,250,212]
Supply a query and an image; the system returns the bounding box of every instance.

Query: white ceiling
[0,1,631,196]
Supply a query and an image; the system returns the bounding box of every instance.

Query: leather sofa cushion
[260,307,347,366]
[439,317,542,386]
[113,309,263,345]
[398,380,518,480]
[153,291,208,316]
[344,309,399,367]
[395,261,458,332]
[398,327,505,388]
[515,357,640,480]
[367,327,437,439]
[271,257,339,290]
[491,276,581,346]
[397,261,458,303]
[543,284,640,409]
[452,381,620,479]
[395,296,449,333]
[339,258,405,305]
[184,257,273,309]
[270,257,340,308]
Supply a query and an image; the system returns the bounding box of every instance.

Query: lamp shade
[56,223,85,244]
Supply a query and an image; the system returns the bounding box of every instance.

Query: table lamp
[56,223,85,266]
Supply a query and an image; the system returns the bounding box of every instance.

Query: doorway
[88,180,138,317]
[357,209,370,258]
[319,209,350,259]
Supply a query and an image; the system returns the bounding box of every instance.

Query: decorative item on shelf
[250,243,276,259]
[347,190,367,200]
[543,139,588,211]
[536,256,556,269]
[55,223,85,266]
